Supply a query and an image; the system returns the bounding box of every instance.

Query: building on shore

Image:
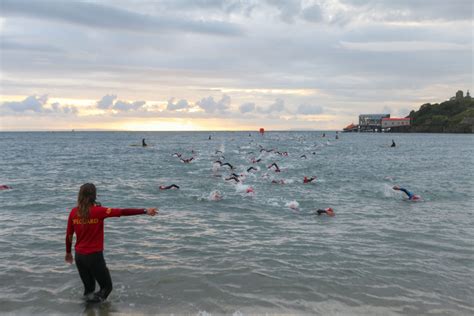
[450,89,471,101]
[381,117,411,130]
[343,114,410,132]
[343,123,358,132]
[358,114,390,132]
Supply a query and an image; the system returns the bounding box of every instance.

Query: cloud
[302,4,323,23]
[113,100,146,112]
[1,95,78,115]
[158,0,256,15]
[297,104,324,115]
[339,0,472,22]
[2,95,48,112]
[167,98,190,111]
[340,41,471,52]
[259,98,286,113]
[95,95,147,112]
[239,102,256,113]
[0,39,63,53]
[97,95,117,110]
[265,0,302,23]
[196,94,231,113]
[51,102,78,115]
[1,0,243,36]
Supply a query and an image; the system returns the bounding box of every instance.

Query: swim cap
[326,208,335,216]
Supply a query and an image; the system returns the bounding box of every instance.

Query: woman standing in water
[65,183,157,303]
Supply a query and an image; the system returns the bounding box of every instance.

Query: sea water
[0,131,473,315]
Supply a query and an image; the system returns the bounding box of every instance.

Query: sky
[0,0,472,131]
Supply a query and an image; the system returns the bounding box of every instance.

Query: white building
[381,118,411,129]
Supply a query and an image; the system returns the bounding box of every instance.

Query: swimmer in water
[272,179,286,184]
[267,163,281,172]
[142,138,147,147]
[391,140,396,147]
[172,153,182,158]
[221,162,234,170]
[315,208,335,216]
[209,135,211,140]
[180,157,194,163]
[247,167,258,173]
[209,190,222,201]
[303,176,316,183]
[225,176,240,183]
[393,185,420,200]
[300,154,307,159]
[159,184,180,190]
[0,185,12,190]
[252,158,262,163]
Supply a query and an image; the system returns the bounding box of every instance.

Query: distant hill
[396,96,474,133]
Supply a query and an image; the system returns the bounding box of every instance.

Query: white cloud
[1,0,243,36]
[259,98,286,114]
[167,98,190,111]
[1,95,78,115]
[97,94,117,109]
[239,102,256,113]
[302,4,323,23]
[340,41,471,52]
[2,95,47,112]
[297,104,324,115]
[196,94,231,113]
[113,100,146,112]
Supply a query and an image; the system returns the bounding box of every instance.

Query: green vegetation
[406,96,474,133]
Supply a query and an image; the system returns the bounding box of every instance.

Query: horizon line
[0,129,341,132]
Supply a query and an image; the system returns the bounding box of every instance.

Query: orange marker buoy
[259,128,265,135]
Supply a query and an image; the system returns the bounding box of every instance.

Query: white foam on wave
[219,143,225,153]
[235,182,255,196]
[382,183,397,197]
[198,190,223,201]
[285,200,299,210]
[212,163,220,173]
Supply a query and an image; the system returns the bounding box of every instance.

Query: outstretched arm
[121,208,158,216]
[393,186,412,198]
[100,207,158,218]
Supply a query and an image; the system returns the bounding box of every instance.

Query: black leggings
[75,251,113,300]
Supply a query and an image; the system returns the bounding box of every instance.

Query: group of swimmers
[156,136,419,204]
